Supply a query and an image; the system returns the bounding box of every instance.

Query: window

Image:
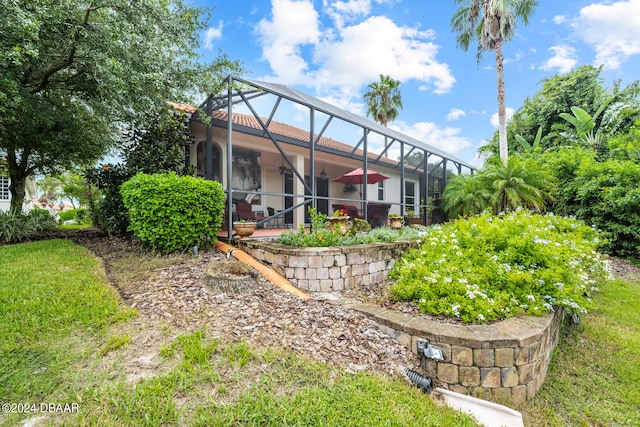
[404,181,416,211]
[0,177,9,200]
[377,180,385,200]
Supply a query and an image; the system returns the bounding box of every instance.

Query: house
[0,174,36,213]
[173,76,474,236]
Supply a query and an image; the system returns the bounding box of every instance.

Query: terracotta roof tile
[169,102,400,166]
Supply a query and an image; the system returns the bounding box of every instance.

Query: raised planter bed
[235,240,420,292]
[235,239,564,402]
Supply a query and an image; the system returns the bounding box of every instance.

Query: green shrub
[275,207,422,247]
[58,208,88,223]
[389,210,608,323]
[85,164,131,234]
[571,159,640,261]
[0,208,57,243]
[120,173,224,253]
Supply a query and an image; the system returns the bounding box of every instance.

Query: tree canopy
[0,0,242,211]
[482,65,640,157]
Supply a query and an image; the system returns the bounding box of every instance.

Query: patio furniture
[267,207,285,228]
[236,201,254,221]
[367,203,391,227]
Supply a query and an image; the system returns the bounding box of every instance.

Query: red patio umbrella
[333,168,389,185]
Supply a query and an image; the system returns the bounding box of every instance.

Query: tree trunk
[9,170,27,214]
[7,148,29,214]
[495,40,508,164]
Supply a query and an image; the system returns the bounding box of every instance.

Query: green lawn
[0,240,477,426]
[517,277,640,426]
[2,239,638,426]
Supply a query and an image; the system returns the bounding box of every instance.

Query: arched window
[196,141,221,182]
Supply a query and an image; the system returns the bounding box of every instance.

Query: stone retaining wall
[235,240,419,292]
[234,239,563,401]
[349,302,564,402]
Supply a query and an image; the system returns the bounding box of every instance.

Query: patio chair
[267,207,284,228]
[367,203,391,227]
[235,201,254,221]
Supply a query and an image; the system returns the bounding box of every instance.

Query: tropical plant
[451,0,538,164]
[513,126,552,154]
[483,156,555,213]
[443,173,491,218]
[443,156,555,218]
[363,74,403,128]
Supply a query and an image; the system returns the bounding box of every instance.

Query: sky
[193,0,640,166]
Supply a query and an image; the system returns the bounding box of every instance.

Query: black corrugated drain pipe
[401,367,434,394]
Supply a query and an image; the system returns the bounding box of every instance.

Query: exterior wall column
[292,154,306,229]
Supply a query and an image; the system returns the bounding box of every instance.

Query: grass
[0,239,478,427]
[517,277,640,426]
[2,238,638,426]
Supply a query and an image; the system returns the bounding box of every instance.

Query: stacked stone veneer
[235,240,419,292]
[349,302,564,402]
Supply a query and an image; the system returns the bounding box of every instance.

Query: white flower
[444,277,452,283]
[477,314,485,321]
[451,304,461,317]
[527,294,536,302]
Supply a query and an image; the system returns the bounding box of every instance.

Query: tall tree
[0,0,242,212]
[482,65,640,156]
[451,0,538,164]
[364,74,403,127]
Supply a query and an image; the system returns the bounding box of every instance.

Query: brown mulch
[55,229,639,379]
[62,228,422,376]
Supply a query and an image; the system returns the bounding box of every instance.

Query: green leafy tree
[122,107,195,176]
[571,160,640,261]
[482,65,640,157]
[0,0,242,213]
[452,0,538,164]
[608,116,640,161]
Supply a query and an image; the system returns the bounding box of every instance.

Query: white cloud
[490,107,515,128]
[255,1,455,94]
[572,0,640,69]
[316,16,454,93]
[391,121,472,154]
[323,0,372,29]
[256,0,321,83]
[204,21,224,49]
[447,108,466,121]
[540,45,578,74]
[553,15,566,25]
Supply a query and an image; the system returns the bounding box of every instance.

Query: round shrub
[120,173,224,253]
[389,210,609,323]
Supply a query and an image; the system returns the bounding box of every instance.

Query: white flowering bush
[389,210,609,323]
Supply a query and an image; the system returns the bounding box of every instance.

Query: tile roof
[168,102,398,165]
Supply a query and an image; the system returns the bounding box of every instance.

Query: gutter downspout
[215,241,312,301]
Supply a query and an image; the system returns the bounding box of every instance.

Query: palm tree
[451,0,538,164]
[443,173,491,218]
[483,156,554,213]
[364,74,403,128]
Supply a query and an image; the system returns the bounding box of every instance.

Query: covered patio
[184,75,474,238]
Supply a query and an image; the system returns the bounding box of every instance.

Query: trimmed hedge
[120,173,224,253]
